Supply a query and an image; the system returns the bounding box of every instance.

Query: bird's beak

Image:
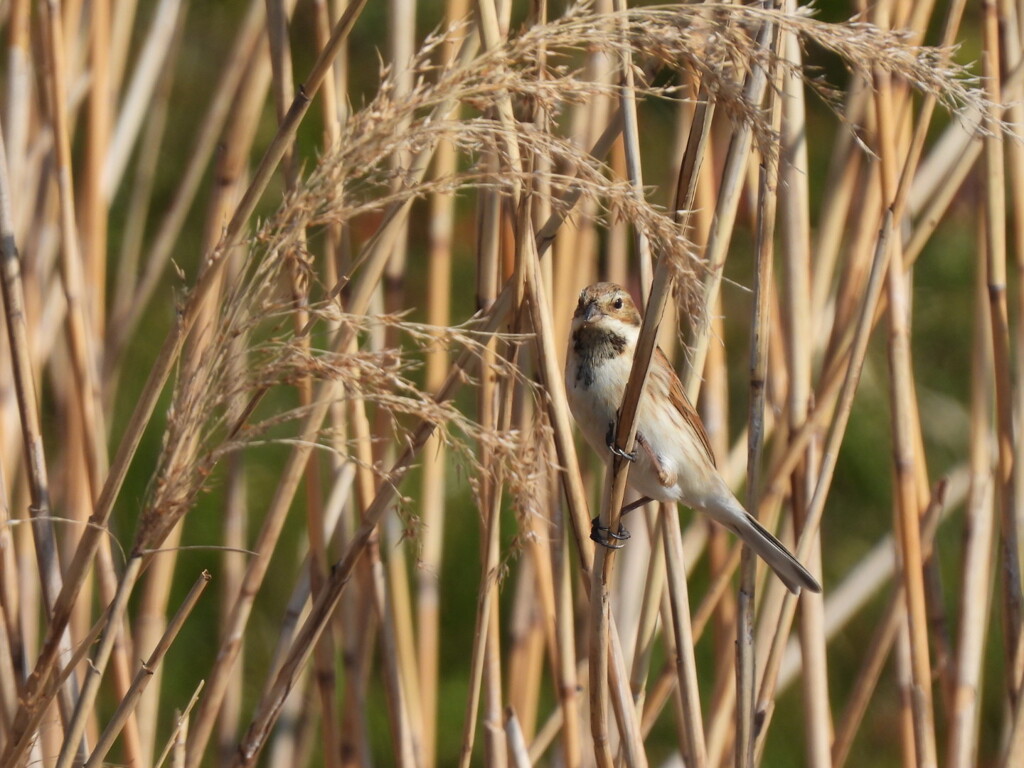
[583,302,603,323]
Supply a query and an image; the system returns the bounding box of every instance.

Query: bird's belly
[565,358,626,454]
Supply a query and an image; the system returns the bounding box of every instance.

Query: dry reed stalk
[4,0,31,202]
[753,207,895,752]
[102,0,186,201]
[0,115,88,765]
[105,0,267,370]
[629,509,667,712]
[108,16,182,390]
[826,486,946,768]
[588,245,696,766]
[738,14,784,766]
[457,149,506,768]
[1000,0,1024,704]
[227,296,521,765]
[946,240,998,768]
[681,17,772,402]
[83,570,211,768]
[269,0,342,756]
[378,5,424,753]
[521,205,647,766]
[554,528,583,768]
[5,0,369,750]
[776,8,830,767]
[983,0,1024,701]
[505,707,531,768]
[416,4,467,763]
[704,307,736,719]
[2,2,369,762]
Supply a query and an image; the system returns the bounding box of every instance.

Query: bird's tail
[729,508,821,595]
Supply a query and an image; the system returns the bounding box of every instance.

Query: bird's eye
[613,297,623,310]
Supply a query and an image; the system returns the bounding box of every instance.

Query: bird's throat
[572,326,628,387]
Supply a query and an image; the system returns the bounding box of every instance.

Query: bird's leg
[605,420,637,462]
[620,496,653,517]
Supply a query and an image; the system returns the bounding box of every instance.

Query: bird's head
[572,283,642,335]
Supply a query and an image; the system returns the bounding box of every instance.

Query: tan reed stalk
[1004,668,1024,767]
[135,522,186,762]
[347,385,418,767]
[611,0,651,290]
[416,4,466,763]
[703,307,736,704]
[590,250,695,768]
[660,505,706,768]
[154,685,202,768]
[267,0,342,757]
[523,199,647,766]
[738,14,784,764]
[505,707,531,768]
[825,485,947,768]
[106,0,138,100]
[342,394,382,768]
[108,16,182,382]
[83,0,110,334]
[1001,0,1024,699]
[104,0,267,370]
[629,510,667,709]
[102,0,186,202]
[777,9,831,766]
[457,174,506,768]
[506,559,543,742]
[473,0,522,205]
[753,207,895,749]
[868,63,937,768]
[508,423,559,748]
[809,82,868,321]
[0,116,89,766]
[7,3,370,748]
[607,137,629,286]
[982,0,1023,706]
[84,570,211,768]
[55,552,145,768]
[260,466,354,757]
[0,472,20,732]
[227,292,518,765]
[681,18,772,403]
[4,0,31,200]
[947,228,999,768]
[41,0,109,548]
[554,527,583,768]
[3,1,370,761]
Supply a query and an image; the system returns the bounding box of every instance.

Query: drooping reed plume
[0,2,1013,768]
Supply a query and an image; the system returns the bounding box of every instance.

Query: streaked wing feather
[656,347,718,468]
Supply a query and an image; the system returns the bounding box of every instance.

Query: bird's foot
[605,421,637,462]
[590,516,631,549]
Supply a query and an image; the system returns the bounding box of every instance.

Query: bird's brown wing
[656,347,718,469]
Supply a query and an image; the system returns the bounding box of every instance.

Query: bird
[564,281,821,595]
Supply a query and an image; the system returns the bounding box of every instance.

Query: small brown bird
[564,282,821,595]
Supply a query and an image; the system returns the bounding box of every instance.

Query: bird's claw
[605,422,637,462]
[590,516,631,549]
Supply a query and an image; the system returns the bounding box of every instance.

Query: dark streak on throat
[572,327,627,387]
